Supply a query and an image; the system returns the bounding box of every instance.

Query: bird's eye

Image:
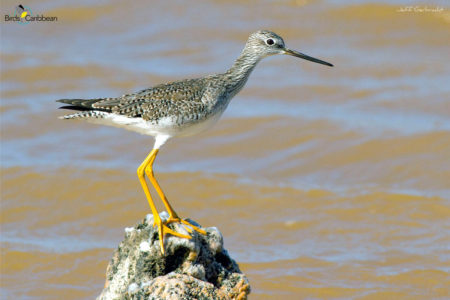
[266,38,274,45]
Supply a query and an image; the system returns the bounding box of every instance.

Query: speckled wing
[91,78,209,123]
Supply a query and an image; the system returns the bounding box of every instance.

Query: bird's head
[245,30,333,67]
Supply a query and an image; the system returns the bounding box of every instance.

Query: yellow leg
[144,149,207,235]
[145,149,179,219]
[137,149,190,255]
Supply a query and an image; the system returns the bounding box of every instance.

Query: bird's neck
[222,49,262,96]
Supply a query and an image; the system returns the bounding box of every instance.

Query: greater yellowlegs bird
[57,30,333,254]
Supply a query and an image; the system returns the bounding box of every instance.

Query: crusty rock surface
[97,212,250,300]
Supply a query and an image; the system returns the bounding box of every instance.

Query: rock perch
[97,212,251,300]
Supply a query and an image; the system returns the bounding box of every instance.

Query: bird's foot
[166,216,207,236]
[153,215,191,255]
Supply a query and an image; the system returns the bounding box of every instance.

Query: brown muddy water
[1,0,450,299]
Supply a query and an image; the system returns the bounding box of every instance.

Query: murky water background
[1,0,449,299]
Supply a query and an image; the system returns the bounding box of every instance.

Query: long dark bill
[284,48,333,67]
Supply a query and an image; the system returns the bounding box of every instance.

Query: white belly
[86,110,225,138]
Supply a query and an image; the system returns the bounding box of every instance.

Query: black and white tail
[57,98,112,119]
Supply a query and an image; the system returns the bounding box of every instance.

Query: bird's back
[59,77,210,119]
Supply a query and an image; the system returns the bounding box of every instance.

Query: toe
[180,219,207,235]
[164,225,191,239]
[158,225,165,255]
